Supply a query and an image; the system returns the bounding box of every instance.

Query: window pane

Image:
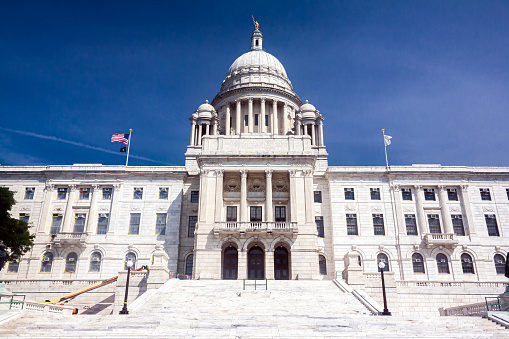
[314,191,322,203]
[188,216,197,237]
[133,188,143,200]
[461,253,475,274]
[186,255,194,276]
[125,252,136,270]
[480,189,491,201]
[250,206,262,222]
[65,253,78,273]
[485,215,500,236]
[316,216,324,238]
[319,255,327,275]
[370,188,380,200]
[494,254,506,275]
[57,188,67,200]
[102,188,112,200]
[73,214,86,233]
[412,253,425,273]
[447,189,458,201]
[344,188,355,200]
[452,215,465,236]
[346,214,358,235]
[156,213,167,235]
[90,252,102,272]
[424,189,435,201]
[190,191,199,203]
[79,188,90,200]
[226,206,237,222]
[436,254,450,274]
[275,206,286,222]
[40,252,53,272]
[377,253,389,272]
[97,214,109,234]
[373,215,385,235]
[7,260,19,273]
[129,213,141,235]
[428,215,441,234]
[402,189,412,201]
[50,215,62,235]
[159,188,168,200]
[405,214,418,235]
[19,214,29,224]
[24,188,34,200]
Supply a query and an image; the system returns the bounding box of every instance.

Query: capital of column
[273,99,278,105]
[248,97,253,103]
[45,184,55,192]
[265,169,273,178]
[391,184,401,192]
[92,184,100,190]
[200,169,210,176]
[215,169,224,178]
[191,120,196,125]
[437,185,447,192]
[240,169,248,178]
[303,169,313,177]
[461,184,469,191]
[113,182,122,190]
[69,184,78,192]
[235,99,241,103]
[414,185,423,191]
[288,169,297,178]
[261,97,266,104]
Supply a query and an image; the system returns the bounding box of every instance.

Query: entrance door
[223,246,238,280]
[248,246,265,279]
[274,246,289,280]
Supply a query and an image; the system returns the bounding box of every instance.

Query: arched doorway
[223,246,238,280]
[274,246,289,280]
[248,246,265,279]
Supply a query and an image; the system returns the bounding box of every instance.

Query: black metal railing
[485,296,509,312]
[0,293,26,310]
[243,279,267,291]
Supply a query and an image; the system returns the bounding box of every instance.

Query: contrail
[0,127,167,164]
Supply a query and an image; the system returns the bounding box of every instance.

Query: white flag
[384,135,392,146]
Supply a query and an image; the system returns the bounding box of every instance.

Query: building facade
[1,28,508,287]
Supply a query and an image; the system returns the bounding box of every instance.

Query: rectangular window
[226,206,237,222]
[506,188,509,200]
[73,214,86,233]
[405,214,418,235]
[250,206,262,222]
[244,115,248,126]
[402,188,412,201]
[447,188,458,201]
[344,188,355,200]
[480,188,491,201]
[7,260,19,273]
[485,215,500,236]
[428,214,441,234]
[188,216,197,237]
[24,187,35,200]
[275,206,286,222]
[190,191,199,203]
[316,216,324,238]
[424,188,436,201]
[370,188,380,200]
[452,215,465,236]
[133,188,143,200]
[102,187,112,200]
[57,188,68,200]
[372,214,385,235]
[97,214,109,234]
[155,213,167,235]
[255,114,259,126]
[50,214,63,234]
[129,213,141,235]
[79,188,90,200]
[159,187,169,200]
[314,191,322,203]
[19,213,30,224]
[346,214,358,235]
[265,115,268,127]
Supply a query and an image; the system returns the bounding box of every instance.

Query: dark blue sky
[1,1,508,167]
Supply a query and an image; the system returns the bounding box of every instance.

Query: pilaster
[438,185,454,234]
[62,185,77,233]
[460,185,476,235]
[240,169,248,222]
[214,169,224,222]
[265,169,273,222]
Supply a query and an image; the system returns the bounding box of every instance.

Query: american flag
[111,133,129,145]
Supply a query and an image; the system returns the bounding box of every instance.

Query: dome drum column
[261,98,266,133]
[248,98,254,133]
[272,100,278,135]
[225,104,231,136]
[236,100,241,135]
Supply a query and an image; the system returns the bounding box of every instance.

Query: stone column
[190,120,196,145]
[198,169,209,222]
[197,124,203,145]
[289,170,297,222]
[414,185,428,234]
[282,103,288,135]
[260,98,266,133]
[225,104,231,136]
[238,249,247,280]
[107,183,122,234]
[214,169,224,222]
[236,100,241,135]
[438,185,453,234]
[304,170,314,223]
[460,185,476,235]
[272,100,278,135]
[205,123,210,136]
[265,169,273,222]
[248,98,254,133]
[319,120,324,146]
[86,184,100,233]
[240,169,248,222]
[63,185,77,232]
[38,184,55,234]
[391,185,406,234]
[311,123,316,145]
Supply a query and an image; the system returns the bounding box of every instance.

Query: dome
[300,100,317,119]
[227,50,288,80]
[197,100,215,119]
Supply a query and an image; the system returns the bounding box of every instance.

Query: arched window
[40,252,53,272]
[7,259,19,273]
[494,254,506,275]
[436,254,450,274]
[65,252,78,273]
[319,255,327,275]
[185,254,194,276]
[124,252,136,270]
[412,253,425,273]
[377,253,389,272]
[90,252,102,272]
[461,253,475,274]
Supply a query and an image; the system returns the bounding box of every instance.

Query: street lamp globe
[126,260,134,268]
[378,261,385,269]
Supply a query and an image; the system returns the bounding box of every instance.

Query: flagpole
[382,129,389,170]
[125,129,133,167]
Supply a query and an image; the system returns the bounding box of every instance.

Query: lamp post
[119,259,134,315]
[378,261,391,316]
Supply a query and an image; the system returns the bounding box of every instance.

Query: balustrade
[213,221,297,238]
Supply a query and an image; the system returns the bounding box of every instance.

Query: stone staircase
[1,279,508,338]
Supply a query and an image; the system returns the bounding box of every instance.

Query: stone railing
[3,280,102,287]
[10,300,74,315]
[214,221,298,238]
[439,300,500,316]
[52,232,87,246]
[423,233,458,248]
[396,281,509,289]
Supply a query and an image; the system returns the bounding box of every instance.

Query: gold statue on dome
[252,15,259,30]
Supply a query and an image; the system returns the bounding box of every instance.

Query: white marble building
[1,27,508,292]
